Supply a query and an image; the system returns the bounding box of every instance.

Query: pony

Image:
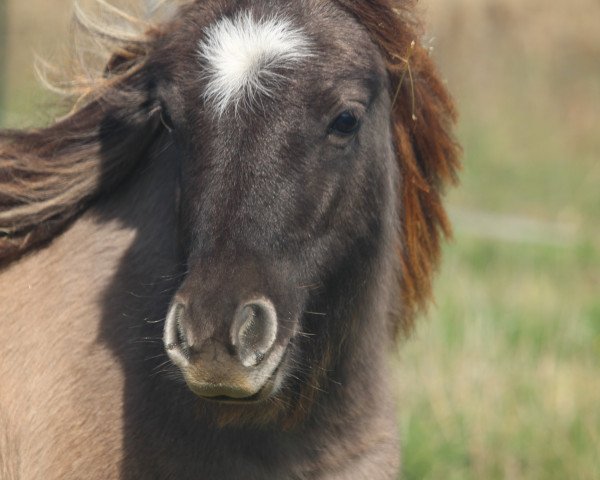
[0,0,460,478]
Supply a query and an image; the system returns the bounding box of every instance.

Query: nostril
[164,301,190,366]
[233,299,277,367]
[175,308,188,349]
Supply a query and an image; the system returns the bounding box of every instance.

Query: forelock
[198,10,312,117]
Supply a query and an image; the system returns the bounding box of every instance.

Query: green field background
[1,1,599,478]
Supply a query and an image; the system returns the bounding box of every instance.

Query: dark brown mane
[0,2,166,263]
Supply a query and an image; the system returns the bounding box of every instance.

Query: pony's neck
[273,219,398,439]
[323,253,396,413]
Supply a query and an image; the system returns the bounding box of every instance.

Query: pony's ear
[391,42,461,335]
[0,73,162,264]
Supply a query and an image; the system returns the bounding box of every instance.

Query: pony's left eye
[329,111,360,136]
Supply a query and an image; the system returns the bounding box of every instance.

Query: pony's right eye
[329,111,360,136]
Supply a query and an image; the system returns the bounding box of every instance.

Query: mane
[0,0,460,337]
[0,0,174,263]
[334,0,461,335]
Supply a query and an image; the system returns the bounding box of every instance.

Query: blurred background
[1,0,598,478]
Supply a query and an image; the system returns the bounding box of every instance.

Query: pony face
[156,1,398,406]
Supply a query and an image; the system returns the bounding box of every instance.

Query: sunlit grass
[395,2,600,474]
[397,41,600,480]
[397,232,600,479]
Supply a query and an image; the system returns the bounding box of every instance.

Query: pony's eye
[329,111,360,136]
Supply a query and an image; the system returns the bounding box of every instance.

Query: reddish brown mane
[336,0,461,335]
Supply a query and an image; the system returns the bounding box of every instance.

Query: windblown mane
[0,0,460,336]
[0,0,173,263]
[336,0,461,335]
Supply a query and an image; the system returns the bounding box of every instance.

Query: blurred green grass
[1,1,599,478]
[397,236,600,479]
[397,1,600,478]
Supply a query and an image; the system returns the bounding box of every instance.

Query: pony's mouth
[196,390,264,404]
[186,350,287,404]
